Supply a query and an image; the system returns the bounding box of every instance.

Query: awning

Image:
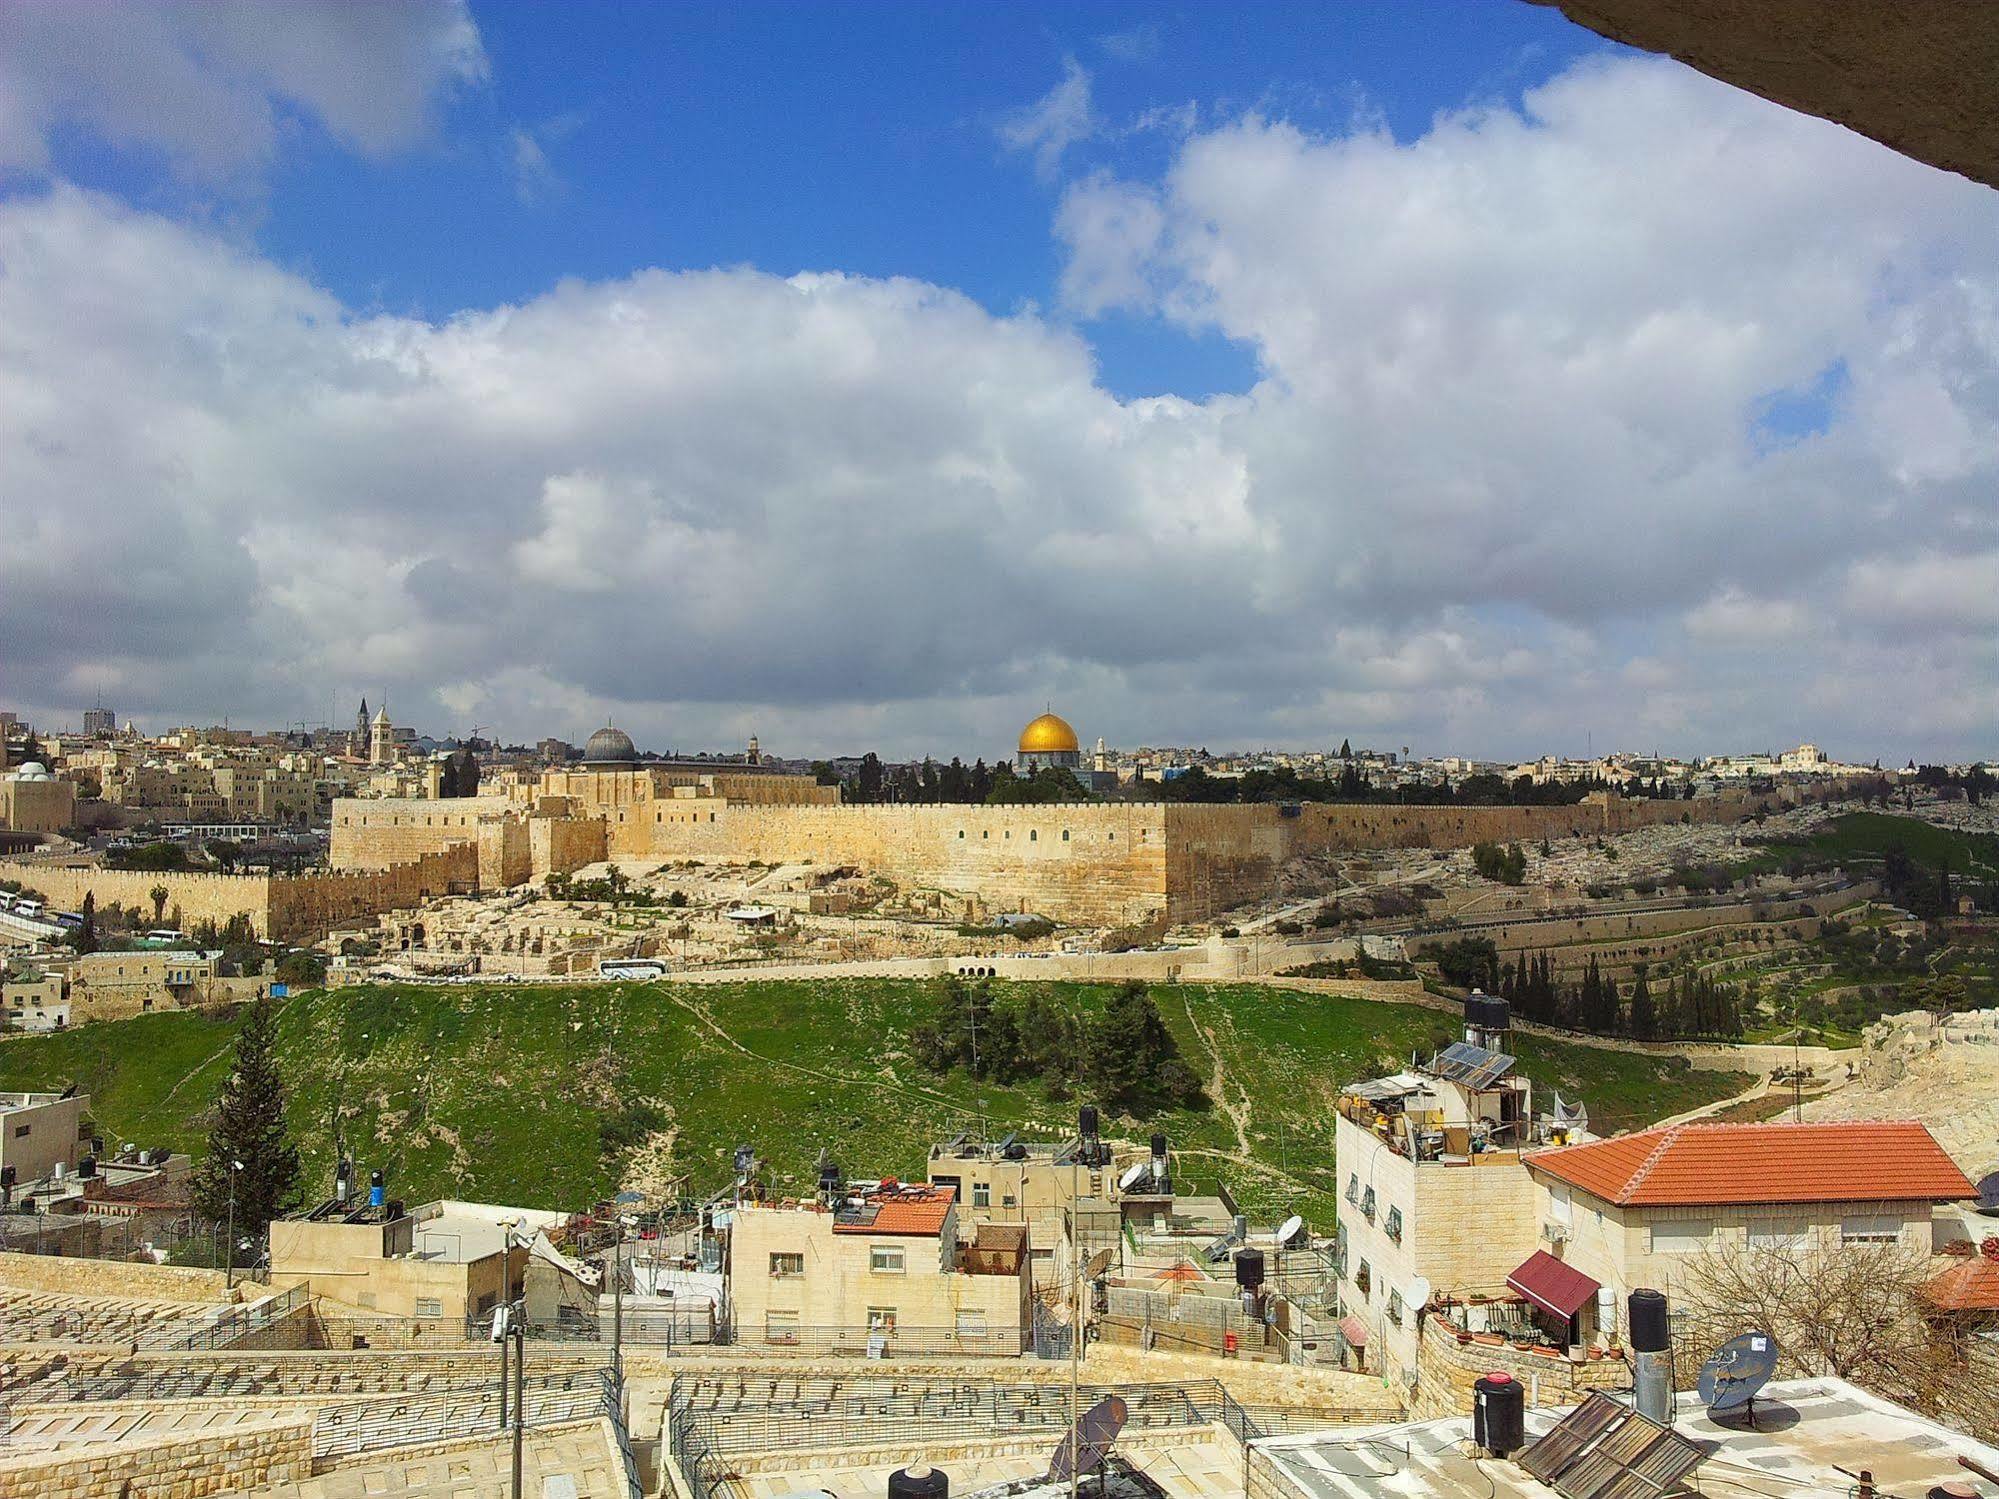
[1506,1250,1601,1321]
[1338,1315,1369,1347]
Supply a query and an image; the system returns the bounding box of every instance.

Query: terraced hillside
[0,979,1747,1224]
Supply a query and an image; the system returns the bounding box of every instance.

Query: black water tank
[1079,1105,1100,1138]
[1234,1248,1265,1289]
[78,1155,96,1179]
[1150,1132,1168,1159]
[889,1464,949,1499]
[818,1159,843,1197]
[1629,1289,1669,1354]
[1474,1371,1525,1457]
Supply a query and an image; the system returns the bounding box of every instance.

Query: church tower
[355,698,370,757]
[370,705,394,766]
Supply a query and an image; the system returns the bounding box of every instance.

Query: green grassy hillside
[0,979,1747,1225]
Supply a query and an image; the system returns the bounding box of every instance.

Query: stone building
[1,761,75,833]
[728,1182,1031,1354]
[1331,992,1568,1388]
[1520,1119,1977,1317]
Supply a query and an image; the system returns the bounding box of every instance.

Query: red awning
[1507,1250,1600,1320]
[1338,1315,1369,1347]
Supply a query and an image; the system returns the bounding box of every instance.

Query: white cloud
[998,58,1095,180]
[1,52,1994,762]
[0,0,486,183]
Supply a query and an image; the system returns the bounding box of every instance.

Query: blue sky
[1,2,1992,761]
[54,2,1609,400]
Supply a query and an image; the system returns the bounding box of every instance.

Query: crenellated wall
[322,792,1757,927]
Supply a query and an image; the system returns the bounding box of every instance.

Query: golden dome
[1018,711,1080,755]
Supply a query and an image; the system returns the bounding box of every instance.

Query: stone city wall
[265,845,479,940]
[0,860,271,934]
[328,795,515,870]
[655,801,1173,926]
[1285,794,1751,856]
[0,846,482,944]
[323,794,1759,928]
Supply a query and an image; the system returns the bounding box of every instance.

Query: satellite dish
[1048,1395,1129,1482]
[1118,1162,1150,1192]
[1406,1276,1432,1312]
[1084,1246,1116,1281]
[1277,1214,1305,1247]
[1698,1331,1780,1415]
[1975,1169,1999,1213]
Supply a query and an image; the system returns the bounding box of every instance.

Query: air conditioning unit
[1541,1220,1569,1244]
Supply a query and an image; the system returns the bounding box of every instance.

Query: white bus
[10,897,45,918]
[598,958,667,981]
[140,929,187,946]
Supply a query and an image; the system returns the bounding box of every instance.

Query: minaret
[746,734,761,765]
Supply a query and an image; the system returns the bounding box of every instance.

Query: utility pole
[612,1216,626,1383]
[224,1159,243,1289]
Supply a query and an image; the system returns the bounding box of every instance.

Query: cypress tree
[192,997,301,1263]
[1628,968,1657,1040]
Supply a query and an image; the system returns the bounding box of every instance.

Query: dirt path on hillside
[643,982,1006,1118]
[1179,992,1252,1156]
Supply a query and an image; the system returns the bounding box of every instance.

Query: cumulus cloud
[0,0,486,183]
[0,53,1994,761]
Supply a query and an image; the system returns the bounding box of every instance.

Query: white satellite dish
[1277,1214,1305,1246]
[1406,1276,1432,1312]
[1118,1162,1149,1192]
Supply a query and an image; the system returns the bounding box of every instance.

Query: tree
[1627,966,1657,1040]
[1088,983,1206,1111]
[109,841,190,872]
[191,997,301,1265]
[1675,1235,1999,1441]
[206,839,241,871]
[149,885,170,924]
[1434,937,1501,992]
[68,891,98,954]
[452,747,480,797]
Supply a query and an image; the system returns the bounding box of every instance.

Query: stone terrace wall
[1410,1312,1630,1420]
[0,1249,239,1303]
[0,861,271,934]
[0,1413,312,1499]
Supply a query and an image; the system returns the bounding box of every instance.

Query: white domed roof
[10,762,53,781]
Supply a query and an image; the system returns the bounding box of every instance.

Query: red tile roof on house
[1924,1253,1999,1313]
[1526,1121,1975,1207]
[1507,1249,1601,1320]
[832,1189,954,1237]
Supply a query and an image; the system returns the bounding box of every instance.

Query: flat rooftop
[734,1432,1244,1499]
[1255,1379,1999,1499]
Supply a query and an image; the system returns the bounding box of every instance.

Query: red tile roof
[832,1189,954,1237]
[1924,1254,1999,1313]
[1507,1250,1601,1320]
[1526,1121,1975,1207]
